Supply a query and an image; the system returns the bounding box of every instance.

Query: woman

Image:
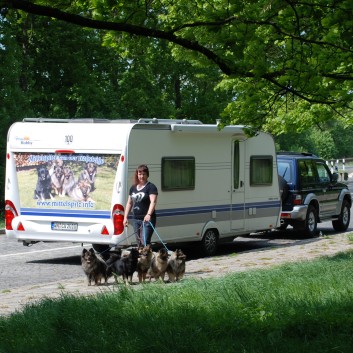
[123,164,158,246]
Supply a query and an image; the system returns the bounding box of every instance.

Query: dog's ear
[82,248,88,255]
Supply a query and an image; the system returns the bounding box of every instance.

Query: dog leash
[96,229,140,258]
[97,222,169,259]
[147,221,170,252]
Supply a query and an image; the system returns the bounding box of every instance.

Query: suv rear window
[278,160,293,183]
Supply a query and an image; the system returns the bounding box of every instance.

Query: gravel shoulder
[1,232,353,316]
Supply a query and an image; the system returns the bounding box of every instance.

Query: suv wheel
[304,205,318,236]
[294,205,318,237]
[332,200,351,232]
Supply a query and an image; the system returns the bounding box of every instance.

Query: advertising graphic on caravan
[15,152,119,212]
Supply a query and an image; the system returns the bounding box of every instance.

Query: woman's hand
[144,214,151,223]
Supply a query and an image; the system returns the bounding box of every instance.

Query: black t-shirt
[129,182,158,220]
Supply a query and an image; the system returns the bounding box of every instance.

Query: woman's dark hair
[133,164,149,185]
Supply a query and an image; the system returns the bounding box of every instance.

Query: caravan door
[231,140,246,230]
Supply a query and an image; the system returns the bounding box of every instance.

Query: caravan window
[250,156,273,185]
[162,157,195,191]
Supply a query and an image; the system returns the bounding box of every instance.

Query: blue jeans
[132,219,156,246]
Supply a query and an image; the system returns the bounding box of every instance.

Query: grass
[1,251,353,353]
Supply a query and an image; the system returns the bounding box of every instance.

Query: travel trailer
[5,118,281,256]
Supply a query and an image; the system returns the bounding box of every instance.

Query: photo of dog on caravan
[79,162,97,191]
[33,166,54,201]
[69,179,94,202]
[50,165,64,196]
[15,152,117,210]
[61,166,76,197]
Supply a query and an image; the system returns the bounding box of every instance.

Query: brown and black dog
[81,248,108,286]
[69,180,93,202]
[51,165,64,196]
[137,245,153,283]
[148,248,169,282]
[166,249,187,282]
[79,162,97,191]
[61,166,76,197]
[107,247,140,285]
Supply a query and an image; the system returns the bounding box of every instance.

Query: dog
[107,247,140,285]
[148,248,169,281]
[33,166,54,201]
[167,249,187,282]
[61,166,76,197]
[137,245,153,283]
[81,248,108,286]
[51,165,64,196]
[79,162,97,191]
[49,158,64,175]
[69,180,93,202]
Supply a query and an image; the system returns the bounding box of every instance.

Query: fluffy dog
[148,248,169,281]
[81,248,108,286]
[61,166,76,197]
[69,180,93,202]
[34,167,54,201]
[107,247,140,285]
[51,165,64,196]
[167,249,187,282]
[79,162,97,191]
[137,245,153,283]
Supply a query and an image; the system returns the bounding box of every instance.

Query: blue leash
[97,221,169,257]
[147,221,169,252]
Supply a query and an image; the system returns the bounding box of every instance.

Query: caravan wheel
[200,229,219,257]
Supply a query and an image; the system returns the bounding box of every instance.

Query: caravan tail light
[5,200,18,230]
[112,204,125,235]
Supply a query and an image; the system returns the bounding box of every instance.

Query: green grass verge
[1,251,353,353]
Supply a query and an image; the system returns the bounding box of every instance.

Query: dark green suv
[277,152,351,236]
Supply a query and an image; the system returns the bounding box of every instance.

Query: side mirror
[332,172,339,182]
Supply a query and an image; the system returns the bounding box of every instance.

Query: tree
[1,0,353,132]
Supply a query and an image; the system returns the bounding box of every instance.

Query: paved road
[1,213,353,292]
[1,180,353,292]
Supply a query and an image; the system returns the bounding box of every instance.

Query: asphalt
[2,176,353,317]
[2,232,353,317]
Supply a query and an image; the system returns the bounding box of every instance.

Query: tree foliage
[1,0,353,132]
[0,11,232,208]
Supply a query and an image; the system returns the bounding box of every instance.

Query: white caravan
[5,118,281,256]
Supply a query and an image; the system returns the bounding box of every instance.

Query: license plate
[51,222,78,231]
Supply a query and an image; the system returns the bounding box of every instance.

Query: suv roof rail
[277,151,316,157]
